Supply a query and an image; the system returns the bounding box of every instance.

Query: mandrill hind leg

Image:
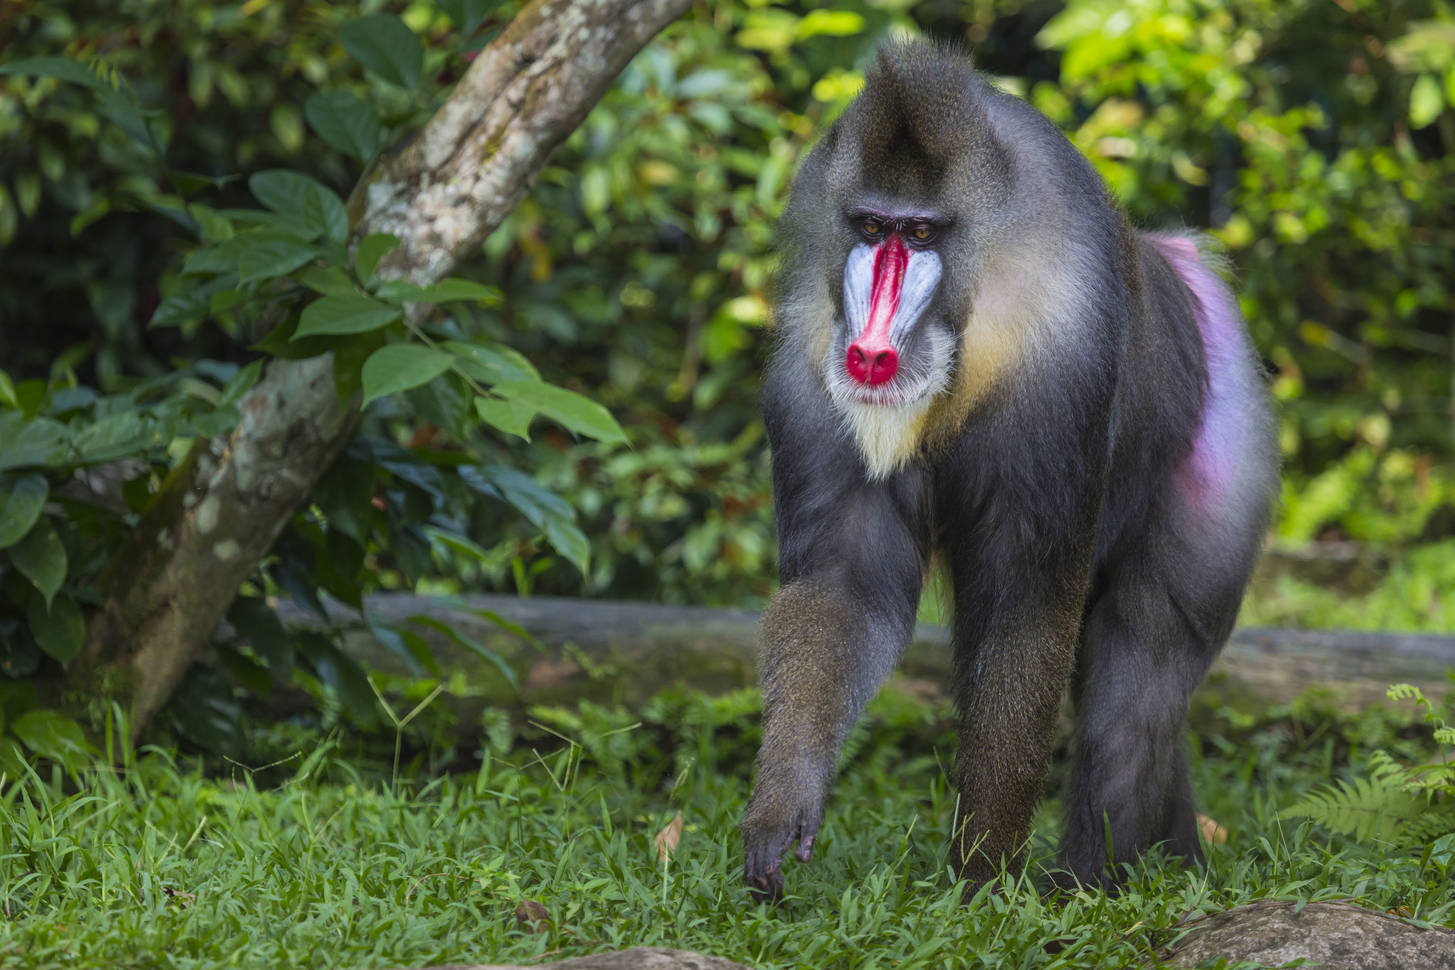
[1060,538,1248,886]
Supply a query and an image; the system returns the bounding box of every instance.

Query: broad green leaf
[541,516,590,577]
[460,465,589,573]
[26,593,85,665]
[361,344,455,406]
[248,170,349,244]
[0,475,47,550]
[182,236,250,275]
[494,380,627,444]
[1410,74,1444,128]
[340,14,423,89]
[374,277,496,304]
[295,294,401,338]
[0,369,17,408]
[228,596,293,673]
[0,739,25,781]
[444,340,538,383]
[72,411,151,463]
[9,519,66,607]
[304,90,385,161]
[419,277,499,304]
[435,0,500,33]
[168,666,243,755]
[0,414,71,471]
[296,631,379,726]
[149,275,238,328]
[294,265,357,297]
[373,279,427,302]
[10,709,92,771]
[0,56,114,91]
[677,69,735,99]
[236,232,319,284]
[407,614,518,687]
[219,359,264,408]
[355,233,401,282]
[474,396,534,439]
[797,10,864,39]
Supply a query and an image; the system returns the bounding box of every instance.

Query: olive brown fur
[740,40,1278,900]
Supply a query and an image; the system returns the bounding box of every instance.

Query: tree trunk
[77,0,693,741]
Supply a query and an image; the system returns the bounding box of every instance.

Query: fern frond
[1283,769,1429,845]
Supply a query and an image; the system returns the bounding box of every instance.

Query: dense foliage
[0,0,1451,756]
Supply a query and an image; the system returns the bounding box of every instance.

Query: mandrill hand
[740,778,826,902]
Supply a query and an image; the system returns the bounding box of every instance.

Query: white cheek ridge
[842,243,876,335]
[889,251,942,343]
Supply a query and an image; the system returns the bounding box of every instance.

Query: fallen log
[275,594,1454,713]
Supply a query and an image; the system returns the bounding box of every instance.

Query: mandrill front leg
[742,554,920,897]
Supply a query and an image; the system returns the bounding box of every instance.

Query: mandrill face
[837,210,946,401]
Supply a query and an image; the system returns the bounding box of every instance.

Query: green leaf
[167,666,243,756]
[9,518,66,607]
[0,56,114,91]
[340,14,423,89]
[419,277,499,304]
[26,593,85,665]
[295,265,358,297]
[373,279,427,302]
[0,369,17,408]
[460,465,589,573]
[72,411,151,463]
[443,340,538,383]
[494,380,627,444]
[474,396,534,439]
[408,614,518,688]
[248,170,349,244]
[295,294,401,338]
[10,709,92,772]
[236,232,320,284]
[435,0,501,33]
[0,475,48,550]
[797,9,864,39]
[0,414,71,472]
[219,359,264,408]
[304,90,384,162]
[148,275,238,328]
[360,344,456,406]
[354,233,401,282]
[296,631,380,726]
[1410,73,1445,128]
[374,277,497,304]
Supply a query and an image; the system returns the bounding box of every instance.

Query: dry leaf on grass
[1198,814,1227,844]
[515,899,550,933]
[654,811,684,863]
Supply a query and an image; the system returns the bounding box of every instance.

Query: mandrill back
[743,40,1275,900]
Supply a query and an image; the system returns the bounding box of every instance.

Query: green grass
[2,692,1453,970]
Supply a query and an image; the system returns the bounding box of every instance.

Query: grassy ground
[2,688,1452,970]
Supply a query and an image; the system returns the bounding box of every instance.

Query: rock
[1160,900,1455,969]
[404,947,754,970]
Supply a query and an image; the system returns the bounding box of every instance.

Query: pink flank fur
[1149,235,1246,508]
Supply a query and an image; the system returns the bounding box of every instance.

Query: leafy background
[0,0,1451,757]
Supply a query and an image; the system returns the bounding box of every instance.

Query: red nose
[846,342,898,385]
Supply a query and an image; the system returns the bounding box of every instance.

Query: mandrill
[741,40,1277,900]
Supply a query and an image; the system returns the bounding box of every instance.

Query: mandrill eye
[860,218,882,238]
[910,224,935,244]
